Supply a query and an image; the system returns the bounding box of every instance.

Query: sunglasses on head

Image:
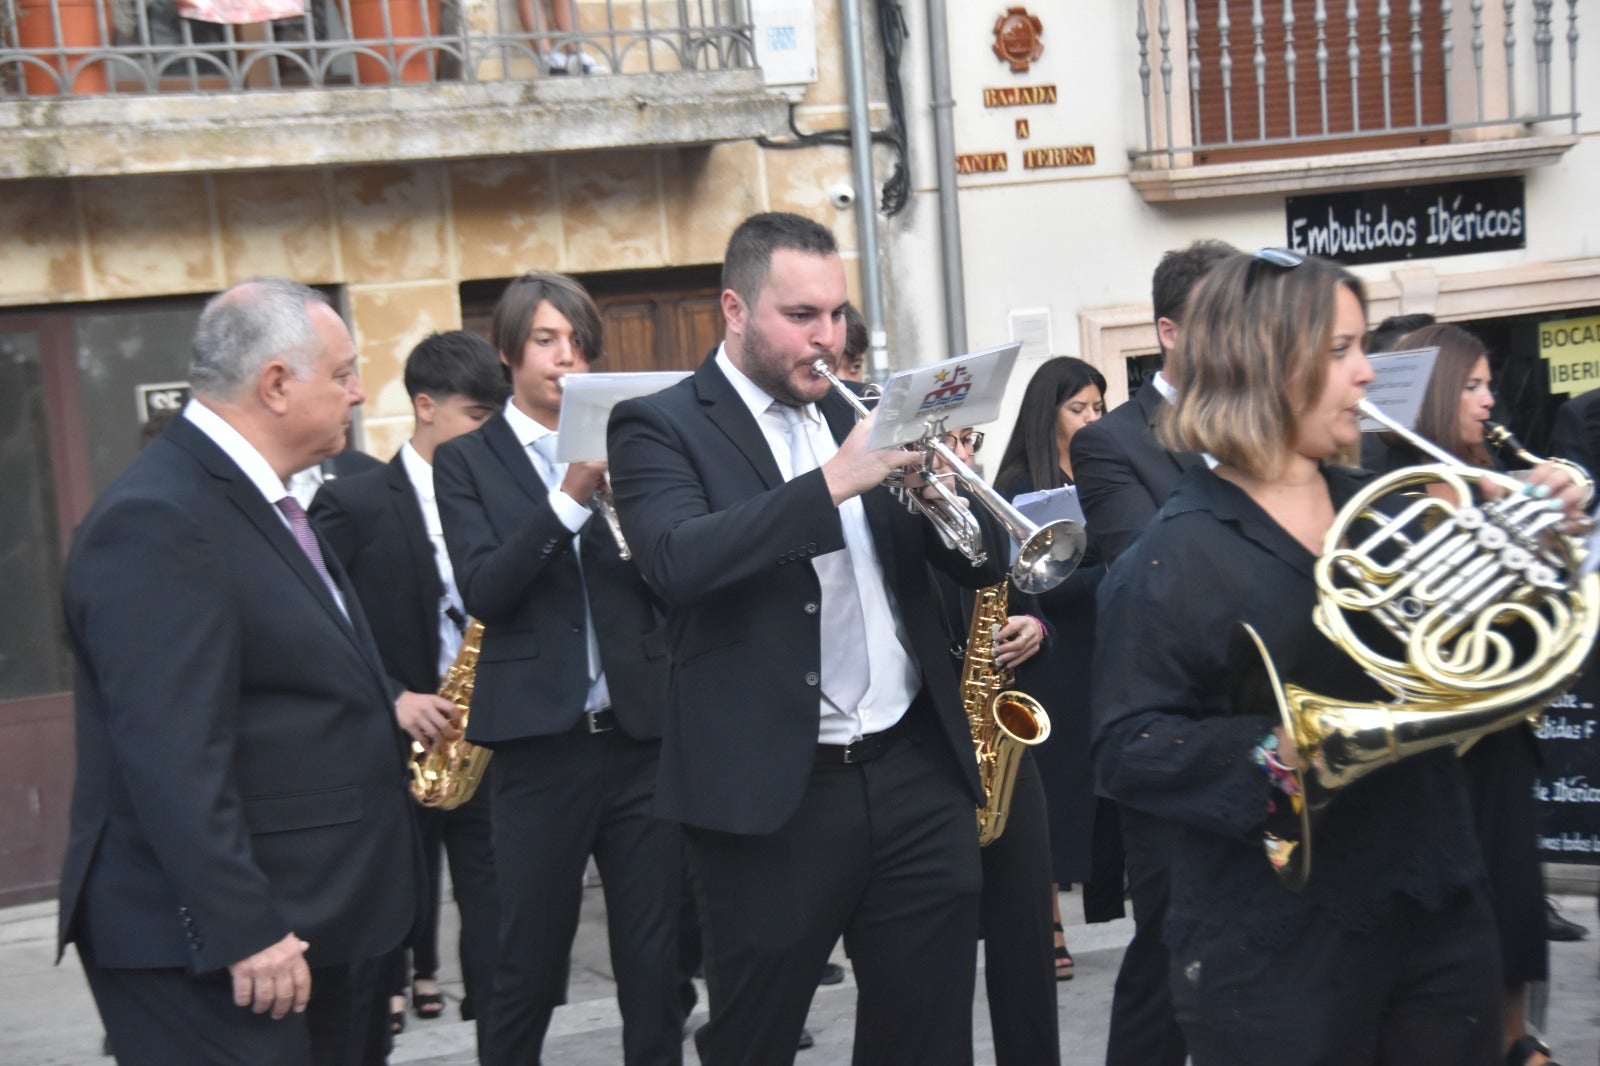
[1244,247,1307,292]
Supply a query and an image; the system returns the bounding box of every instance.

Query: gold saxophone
[409,620,493,809]
[963,582,1052,846]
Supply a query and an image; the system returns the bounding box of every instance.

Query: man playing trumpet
[607,212,1007,1065]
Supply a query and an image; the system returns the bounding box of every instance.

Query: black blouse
[1091,464,1485,955]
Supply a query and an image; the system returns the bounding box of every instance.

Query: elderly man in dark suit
[607,212,1007,1066]
[57,278,421,1066]
[310,330,509,1048]
[434,273,682,1066]
[1067,239,1233,1066]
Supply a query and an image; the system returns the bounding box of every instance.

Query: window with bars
[1190,1,1449,164]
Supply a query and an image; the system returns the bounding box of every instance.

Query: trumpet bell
[1011,518,1088,594]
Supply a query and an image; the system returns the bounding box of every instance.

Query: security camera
[827,183,857,210]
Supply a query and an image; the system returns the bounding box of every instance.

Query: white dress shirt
[400,441,466,680]
[501,400,610,713]
[714,346,920,744]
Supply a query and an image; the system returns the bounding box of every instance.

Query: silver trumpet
[593,481,631,560]
[809,359,1086,594]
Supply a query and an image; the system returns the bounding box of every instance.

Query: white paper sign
[867,341,1023,450]
[1361,346,1440,433]
[556,372,691,462]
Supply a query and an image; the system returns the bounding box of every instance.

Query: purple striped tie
[276,495,343,609]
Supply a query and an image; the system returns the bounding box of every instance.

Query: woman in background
[1381,322,1561,1066]
[995,356,1119,981]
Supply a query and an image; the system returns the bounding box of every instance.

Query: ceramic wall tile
[80,174,222,298]
[347,281,462,420]
[451,157,562,280]
[214,170,338,284]
[559,150,666,272]
[0,180,86,302]
[333,165,449,281]
[660,143,763,264]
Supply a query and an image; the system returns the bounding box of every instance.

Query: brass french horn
[1235,401,1599,891]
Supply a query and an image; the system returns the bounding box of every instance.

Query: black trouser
[85,954,389,1066]
[1105,806,1187,1066]
[1172,891,1503,1066]
[978,752,1059,1066]
[686,700,982,1066]
[403,781,497,1044]
[484,727,682,1066]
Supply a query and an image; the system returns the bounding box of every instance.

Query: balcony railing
[1134,0,1581,168]
[0,0,753,95]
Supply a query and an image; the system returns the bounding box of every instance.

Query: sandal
[1508,1034,1562,1066]
[1053,920,1075,981]
[389,994,407,1035]
[412,988,446,1020]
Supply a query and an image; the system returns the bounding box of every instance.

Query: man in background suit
[1069,239,1233,1066]
[1549,387,1600,478]
[1070,239,1236,564]
[310,330,508,1050]
[435,273,682,1065]
[607,211,1007,1066]
[58,278,420,1065]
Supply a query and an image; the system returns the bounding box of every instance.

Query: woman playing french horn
[1090,249,1586,1066]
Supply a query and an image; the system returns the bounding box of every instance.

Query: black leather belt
[816,719,907,765]
[577,708,615,734]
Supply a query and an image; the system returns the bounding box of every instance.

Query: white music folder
[556,372,692,462]
[866,341,1023,450]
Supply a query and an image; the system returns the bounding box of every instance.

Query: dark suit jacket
[1550,388,1600,478]
[328,445,385,479]
[1069,379,1198,563]
[57,416,419,976]
[310,454,445,695]
[606,354,1008,836]
[433,411,669,744]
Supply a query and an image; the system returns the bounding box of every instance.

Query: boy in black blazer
[311,330,508,1049]
[435,274,681,1066]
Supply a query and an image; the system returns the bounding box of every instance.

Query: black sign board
[137,381,191,423]
[1536,668,1600,865]
[1286,177,1525,266]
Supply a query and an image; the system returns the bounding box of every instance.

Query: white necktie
[531,434,601,683]
[779,405,871,713]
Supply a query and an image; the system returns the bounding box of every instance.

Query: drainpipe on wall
[839,0,891,379]
[925,0,967,357]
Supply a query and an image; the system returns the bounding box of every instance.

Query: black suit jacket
[310,454,446,695]
[1070,379,1199,563]
[606,354,1008,836]
[57,416,419,975]
[433,411,669,744]
[1550,388,1600,478]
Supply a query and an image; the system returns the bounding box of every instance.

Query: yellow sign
[1022,145,1096,169]
[1541,314,1600,395]
[983,85,1058,108]
[956,152,1009,174]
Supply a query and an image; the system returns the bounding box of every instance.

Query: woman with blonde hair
[1091,249,1585,1065]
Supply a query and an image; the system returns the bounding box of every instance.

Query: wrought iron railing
[0,0,754,95]
[1134,0,1581,166]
